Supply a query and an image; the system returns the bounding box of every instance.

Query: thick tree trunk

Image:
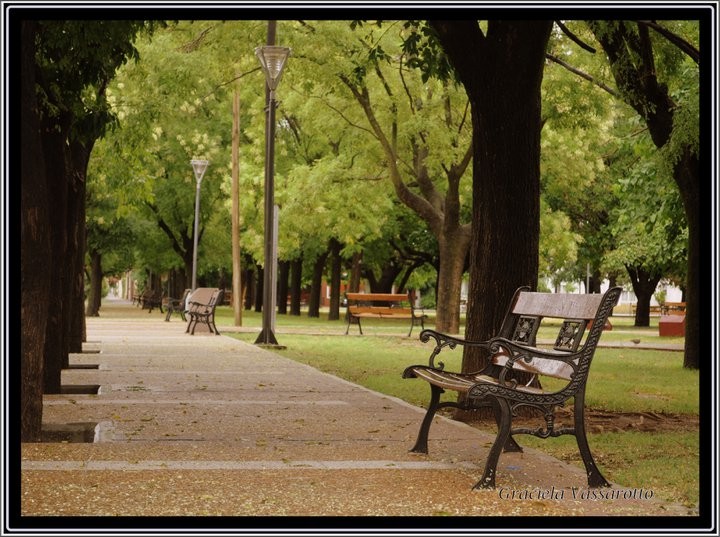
[679,155,700,368]
[431,20,552,372]
[21,20,50,441]
[86,249,103,316]
[41,117,69,394]
[67,143,91,351]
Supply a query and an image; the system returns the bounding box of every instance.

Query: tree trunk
[431,21,552,372]
[435,231,471,334]
[21,20,50,441]
[67,142,91,352]
[243,256,255,310]
[626,264,662,327]
[308,250,329,318]
[254,265,263,313]
[277,260,289,315]
[86,249,103,316]
[41,114,70,395]
[328,238,343,321]
[349,251,362,292]
[290,256,303,316]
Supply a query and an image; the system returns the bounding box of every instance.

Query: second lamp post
[190,158,209,292]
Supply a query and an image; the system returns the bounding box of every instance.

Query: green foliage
[35,21,152,143]
[602,120,687,280]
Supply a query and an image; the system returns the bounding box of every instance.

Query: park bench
[185,288,224,335]
[345,292,427,337]
[165,288,192,322]
[661,301,686,315]
[403,286,622,490]
[136,289,164,313]
[132,289,152,307]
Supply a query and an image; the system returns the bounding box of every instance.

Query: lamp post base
[254,328,285,350]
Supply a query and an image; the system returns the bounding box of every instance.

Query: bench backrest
[346,293,408,304]
[493,287,621,382]
[188,288,222,309]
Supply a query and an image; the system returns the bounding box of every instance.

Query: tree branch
[545,53,620,98]
[554,20,596,53]
[636,20,699,64]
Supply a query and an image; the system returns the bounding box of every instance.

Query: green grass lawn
[222,307,698,509]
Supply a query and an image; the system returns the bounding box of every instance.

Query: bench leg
[410,384,443,454]
[345,316,362,335]
[492,405,523,453]
[408,315,425,337]
[574,388,611,488]
[474,397,512,490]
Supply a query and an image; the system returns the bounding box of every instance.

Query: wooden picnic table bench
[185,288,223,335]
[403,286,621,490]
[345,292,427,337]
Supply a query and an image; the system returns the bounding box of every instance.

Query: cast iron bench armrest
[418,329,494,370]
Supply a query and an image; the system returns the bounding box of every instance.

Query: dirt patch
[455,408,698,434]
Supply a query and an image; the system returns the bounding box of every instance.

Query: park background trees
[18,15,703,440]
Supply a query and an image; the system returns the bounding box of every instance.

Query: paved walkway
[20,300,693,529]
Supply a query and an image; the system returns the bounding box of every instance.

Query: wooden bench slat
[512,292,604,320]
[346,293,407,302]
[492,352,575,381]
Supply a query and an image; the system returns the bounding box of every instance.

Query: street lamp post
[190,159,209,292]
[254,45,291,347]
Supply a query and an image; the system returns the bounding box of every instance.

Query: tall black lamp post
[190,158,209,292]
[254,45,291,347]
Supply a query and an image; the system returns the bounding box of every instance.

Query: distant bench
[662,301,686,315]
[133,289,164,313]
[165,289,191,322]
[185,288,223,335]
[403,286,621,490]
[631,302,686,316]
[345,292,427,337]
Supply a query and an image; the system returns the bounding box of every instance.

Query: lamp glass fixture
[255,46,292,91]
[191,159,209,181]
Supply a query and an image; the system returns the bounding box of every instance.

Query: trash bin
[659,315,685,337]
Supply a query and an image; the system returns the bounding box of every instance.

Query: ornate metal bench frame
[403,286,622,489]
